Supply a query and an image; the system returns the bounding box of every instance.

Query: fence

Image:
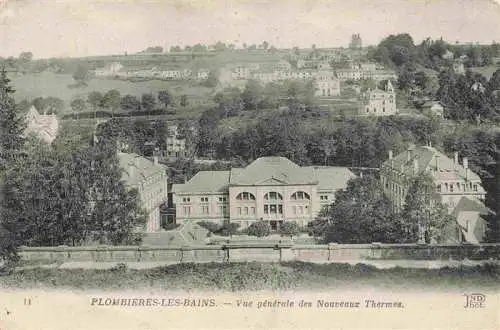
[18,243,500,265]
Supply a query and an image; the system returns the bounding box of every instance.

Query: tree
[70,98,86,119]
[101,89,121,113]
[180,94,189,107]
[0,69,25,171]
[241,80,263,110]
[120,95,141,112]
[43,97,64,115]
[204,70,219,88]
[322,175,408,244]
[141,93,156,112]
[279,221,299,238]
[157,90,172,108]
[87,91,103,111]
[401,173,455,243]
[0,69,27,261]
[18,52,33,63]
[72,64,90,86]
[247,221,271,237]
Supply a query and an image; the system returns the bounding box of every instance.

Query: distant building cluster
[163,125,188,160]
[227,60,341,97]
[93,62,210,81]
[335,62,397,82]
[24,106,59,144]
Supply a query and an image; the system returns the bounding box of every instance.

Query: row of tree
[0,70,147,261]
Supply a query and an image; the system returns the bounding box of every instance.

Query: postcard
[0,0,499,329]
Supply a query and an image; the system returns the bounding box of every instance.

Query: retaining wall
[18,243,500,264]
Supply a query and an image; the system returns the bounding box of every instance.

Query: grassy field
[1,262,498,292]
[9,72,214,110]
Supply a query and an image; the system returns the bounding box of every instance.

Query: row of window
[182,205,228,216]
[182,196,227,203]
[437,182,478,193]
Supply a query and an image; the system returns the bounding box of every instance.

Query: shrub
[216,223,240,237]
[247,221,271,237]
[280,222,300,237]
[197,221,221,233]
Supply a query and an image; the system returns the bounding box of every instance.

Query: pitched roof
[173,171,230,194]
[306,166,356,191]
[118,152,166,187]
[229,157,316,185]
[451,196,492,218]
[422,101,444,108]
[383,146,481,182]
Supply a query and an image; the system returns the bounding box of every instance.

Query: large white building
[315,71,341,97]
[24,106,59,144]
[118,152,168,232]
[172,157,355,230]
[380,145,490,244]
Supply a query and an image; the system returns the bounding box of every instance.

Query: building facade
[380,145,489,243]
[118,152,168,232]
[359,80,397,116]
[172,157,355,230]
[24,106,59,144]
[315,71,341,97]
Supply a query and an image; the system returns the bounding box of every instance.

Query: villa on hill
[24,106,59,144]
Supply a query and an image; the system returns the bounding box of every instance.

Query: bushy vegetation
[0,262,498,291]
[197,221,240,237]
[247,221,271,237]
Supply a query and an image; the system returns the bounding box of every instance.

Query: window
[291,191,310,200]
[437,184,441,193]
[182,206,191,216]
[264,192,283,217]
[236,192,256,201]
[292,206,297,215]
[237,207,242,215]
[320,195,329,201]
[450,184,454,193]
[202,205,209,215]
[250,207,255,215]
[218,197,227,203]
[219,205,228,216]
[474,184,478,192]
[244,207,248,215]
[200,197,208,203]
[182,197,191,203]
[298,206,304,215]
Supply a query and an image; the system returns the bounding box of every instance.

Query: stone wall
[18,243,500,265]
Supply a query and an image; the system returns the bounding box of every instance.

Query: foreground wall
[18,243,500,264]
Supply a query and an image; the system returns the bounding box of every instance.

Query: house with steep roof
[118,152,168,232]
[24,106,59,144]
[315,70,340,97]
[421,101,445,117]
[359,80,397,116]
[172,157,355,230]
[380,145,489,243]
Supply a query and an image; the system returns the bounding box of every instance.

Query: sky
[0,0,500,59]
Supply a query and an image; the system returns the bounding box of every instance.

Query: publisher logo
[463,293,486,308]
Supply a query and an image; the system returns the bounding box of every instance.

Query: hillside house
[24,106,59,144]
[359,80,397,116]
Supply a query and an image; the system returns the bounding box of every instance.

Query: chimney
[454,152,459,169]
[435,155,440,172]
[407,149,412,162]
[153,156,158,165]
[413,159,419,175]
[463,157,469,181]
[388,150,393,160]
